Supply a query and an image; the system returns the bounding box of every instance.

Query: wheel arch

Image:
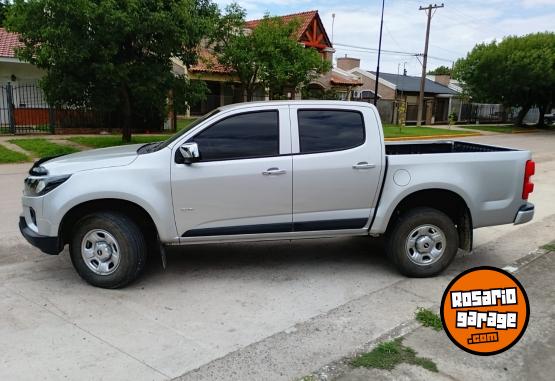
[386,188,473,251]
[59,198,159,249]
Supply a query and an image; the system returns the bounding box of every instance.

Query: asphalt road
[1,132,554,380]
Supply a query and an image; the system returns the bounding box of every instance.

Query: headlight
[24,175,71,197]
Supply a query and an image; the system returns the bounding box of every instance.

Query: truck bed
[385,141,514,155]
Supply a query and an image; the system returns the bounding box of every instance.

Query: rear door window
[297,110,365,154]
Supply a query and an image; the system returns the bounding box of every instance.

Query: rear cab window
[297,109,365,154]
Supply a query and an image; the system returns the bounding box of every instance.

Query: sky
[214,0,555,76]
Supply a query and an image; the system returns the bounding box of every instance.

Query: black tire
[69,212,147,288]
[386,207,458,277]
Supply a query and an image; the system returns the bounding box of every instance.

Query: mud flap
[458,208,473,252]
[157,234,167,269]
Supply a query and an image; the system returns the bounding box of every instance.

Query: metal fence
[458,103,541,124]
[0,82,109,134]
[0,82,53,134]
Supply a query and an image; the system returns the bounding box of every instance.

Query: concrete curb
[511,129,541,134]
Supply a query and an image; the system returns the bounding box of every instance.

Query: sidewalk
[313,247,555,381]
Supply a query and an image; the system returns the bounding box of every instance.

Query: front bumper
[514,202,534,225]
[19,216,61,255]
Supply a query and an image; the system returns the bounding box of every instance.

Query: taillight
[522,160,535,200]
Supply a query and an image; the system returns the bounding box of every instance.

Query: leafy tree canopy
[213,4,331,101]
[428,65,451,75]
[453,32,555,126]
[6,0,218,140]
[0,1,9,26]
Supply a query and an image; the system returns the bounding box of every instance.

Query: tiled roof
[190,11,323,74]
[369,71,459,95]
[330,74,362,86]
[245,10,318,40]
[188,49,233,74]
[0,28,22,58]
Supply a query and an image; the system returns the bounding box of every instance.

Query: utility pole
[416,3,443,126]
[373,0,385,106]
[331,13,336,44]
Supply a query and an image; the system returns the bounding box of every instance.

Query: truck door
[290,105,383,231]
[171,105,293,238]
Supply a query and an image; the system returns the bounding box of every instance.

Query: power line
[334,42,418,56]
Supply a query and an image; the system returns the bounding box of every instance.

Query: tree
[172,76,209,116]
[0,1,10,26]
[453,32,555,126]
[428,65,451,75]
[214,5,330,101]
[211,4,259,101]
[7,0,217,141]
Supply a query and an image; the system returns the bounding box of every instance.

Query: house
[1,27,48,130]
[0,27,44,83]
[338,56,463,124]
[186,10,362,114]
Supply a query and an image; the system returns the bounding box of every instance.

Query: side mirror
[179,142,200,164]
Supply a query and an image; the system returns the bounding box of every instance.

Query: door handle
[352,162,376,169]
[262,167,287,176]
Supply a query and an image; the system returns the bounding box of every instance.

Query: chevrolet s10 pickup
[20,101,535,288]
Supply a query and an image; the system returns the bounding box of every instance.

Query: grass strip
[68,135,167,149]
[0,143,30,163]
[415,307,443,331]
[351,338,438,372]
[383,126,473,138]
[9,138,79,157]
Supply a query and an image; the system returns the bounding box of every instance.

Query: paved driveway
[1,132,554,380]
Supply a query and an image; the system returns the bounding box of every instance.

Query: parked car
[544,113,555,125]
[19,101,536,288]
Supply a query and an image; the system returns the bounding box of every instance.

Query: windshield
[157,109,220,149]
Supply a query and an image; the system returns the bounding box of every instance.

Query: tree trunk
[515,104,531,127]
[121,85,132,142]
[536,103,549,127]
[245,84,254,102]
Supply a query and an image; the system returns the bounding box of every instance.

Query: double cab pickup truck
[20,101,536,288]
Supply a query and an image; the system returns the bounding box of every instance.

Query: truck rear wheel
[387,207,458,277]
[69,212,147,288]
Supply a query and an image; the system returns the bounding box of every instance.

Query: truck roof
[217,100,376,111]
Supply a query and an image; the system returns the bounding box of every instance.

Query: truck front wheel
[387,207,458,277]
[69,212,147,288]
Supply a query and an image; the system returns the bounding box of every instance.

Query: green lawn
[9,138,79,157]
[177,118,197,131]
[0,144,30,163]
[69,135,168,149]
[383,125,475,138]
[68,119,197,149]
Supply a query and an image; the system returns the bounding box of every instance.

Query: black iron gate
[0,82,54,134]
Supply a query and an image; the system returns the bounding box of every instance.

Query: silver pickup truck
[19,101,536,288]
